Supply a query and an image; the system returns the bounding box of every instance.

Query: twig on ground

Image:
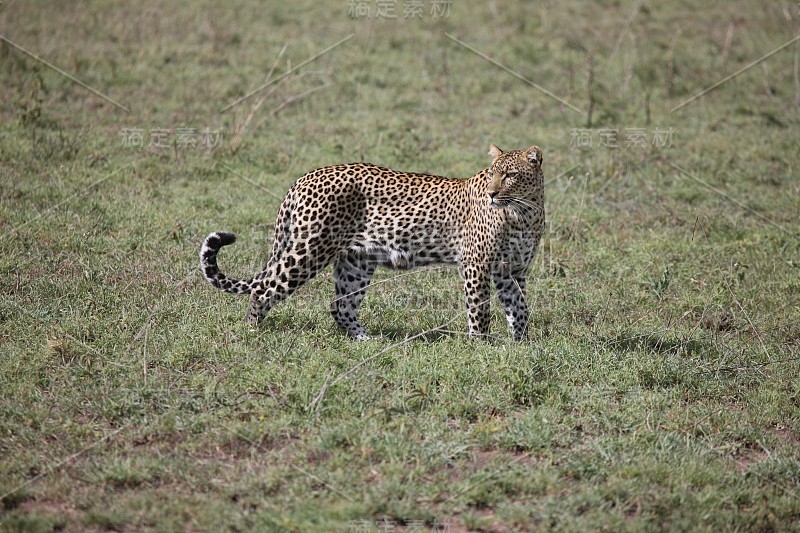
[269,83,332,116]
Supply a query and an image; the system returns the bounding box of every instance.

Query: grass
[1,0,799,530]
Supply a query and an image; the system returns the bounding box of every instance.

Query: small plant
[17,74,45,129]
[649,266,671,299]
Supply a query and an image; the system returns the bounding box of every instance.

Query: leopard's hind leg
[330,253,376,340]
[246,245,339,324]
[245,197,339,324]
[247,178,363,327]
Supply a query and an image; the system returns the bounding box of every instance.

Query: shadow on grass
[251,314,460,344]
[375,326,460,343]
[603,332,713,357]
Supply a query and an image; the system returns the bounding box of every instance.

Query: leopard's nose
[488,190,499,199]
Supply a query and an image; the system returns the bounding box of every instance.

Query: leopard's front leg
[462,262,491,338]
[493,272,528,341]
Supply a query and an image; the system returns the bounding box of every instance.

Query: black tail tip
[216,231,237,246]
[205,231,237,248]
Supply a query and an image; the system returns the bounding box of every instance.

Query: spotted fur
[200,144,545,341]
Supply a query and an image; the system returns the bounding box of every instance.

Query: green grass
[1,0,800,530]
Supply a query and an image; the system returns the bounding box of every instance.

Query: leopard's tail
[200,231,255,295]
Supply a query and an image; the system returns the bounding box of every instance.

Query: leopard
[200,144,545,341]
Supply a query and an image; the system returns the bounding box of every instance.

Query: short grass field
[2,0,800,531]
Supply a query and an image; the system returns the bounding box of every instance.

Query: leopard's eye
[506,172,518,179]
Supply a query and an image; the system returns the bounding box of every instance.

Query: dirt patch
[18,498,86,524]
[703,310,737,332]
[771,424,800,445]
[445,448,538,485]
[306,448,331,466]
[132,430,186,449]
[733,447,768,473]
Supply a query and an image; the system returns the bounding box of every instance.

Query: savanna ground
[1,0,799,531]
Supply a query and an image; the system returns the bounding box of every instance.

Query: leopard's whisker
[508,197,543,215]
[504,197,538,218]
[505,199,531,217]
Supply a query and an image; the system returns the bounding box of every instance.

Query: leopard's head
[486,144,543,210]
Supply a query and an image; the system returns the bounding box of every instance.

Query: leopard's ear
[526,146,542,166]
[488,144,503,161]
